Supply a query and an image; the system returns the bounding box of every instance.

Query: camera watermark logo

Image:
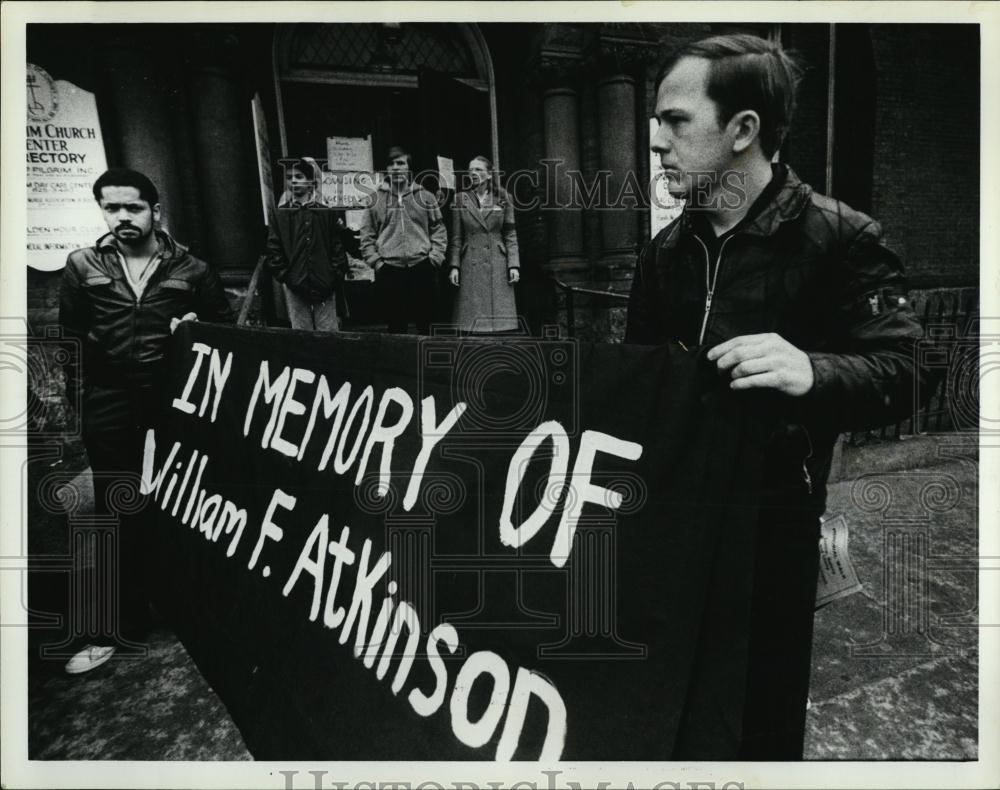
[1,319,81,438]
[417,325,579,440]
[914,309,990,434]
[352,448,649,662]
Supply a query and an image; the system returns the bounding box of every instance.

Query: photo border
[2,2,998,788]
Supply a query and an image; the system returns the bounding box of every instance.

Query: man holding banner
[627,34,932,758]
[59,168,232,674]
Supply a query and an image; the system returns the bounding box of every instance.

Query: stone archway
[272,22,498,169]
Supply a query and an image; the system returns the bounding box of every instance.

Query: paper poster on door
[437,155,456,191]
[326,134,374,211]
[326,134,375,280]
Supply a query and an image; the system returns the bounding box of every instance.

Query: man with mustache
[59,168,232,674]
[626,34,934,758]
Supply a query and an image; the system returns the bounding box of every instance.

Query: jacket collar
[278,188,322,208]
[741,164,813,238]
[378,178,420,197]
[461,184,505,205]
[461,186,505,229]
[96,229,187,262]
[658,164,813,250]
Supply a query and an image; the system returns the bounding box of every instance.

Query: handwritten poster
[325,134,375,212]
[436,155,456,191]
[326,135,375,279]
[26,64,109,271]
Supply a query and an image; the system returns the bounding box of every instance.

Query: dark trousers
[738,502,821,759]
[376,259,437,335]
[671,490,821,761]
[81,383,158,640]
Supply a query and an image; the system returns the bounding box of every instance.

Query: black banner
[144,323,769,760]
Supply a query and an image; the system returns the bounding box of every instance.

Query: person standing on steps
[447,155,522,334]
[358,146,447,335]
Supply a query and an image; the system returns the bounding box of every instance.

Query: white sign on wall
[648,118,685,238]
[325,134,375,214]
[26,64,109,271]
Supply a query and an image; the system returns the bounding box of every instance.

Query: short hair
[92,168,159,205]
[655,33,803,159]
[470,155,493,171]
[284,157,322,183]
[386,146,412,168]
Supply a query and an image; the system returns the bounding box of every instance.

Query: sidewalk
[25,435,979,761]
[804,435,978,759]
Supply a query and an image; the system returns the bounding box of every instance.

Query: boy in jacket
[358,146,447,334]
[265,157,356,331]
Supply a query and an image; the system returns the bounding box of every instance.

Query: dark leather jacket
[625,165,934,515]
[60,230,233,395]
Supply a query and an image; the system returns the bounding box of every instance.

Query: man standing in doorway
[626,34,932,759]
[59,168,232,674]
[359,146,447,334]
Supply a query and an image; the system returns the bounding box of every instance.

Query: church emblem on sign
[27,64,59,123]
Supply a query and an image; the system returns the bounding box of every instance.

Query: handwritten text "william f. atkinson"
[140,339,645,760]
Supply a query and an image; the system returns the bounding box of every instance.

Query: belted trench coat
[447,187,520,333]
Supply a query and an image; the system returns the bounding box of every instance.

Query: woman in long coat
[447,156,521,333]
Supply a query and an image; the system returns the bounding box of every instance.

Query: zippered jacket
[625,165,937,514]
[358,180,447,269]
[60,230,233,397]
[264,193,353,303]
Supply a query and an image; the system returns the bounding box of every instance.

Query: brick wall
[781,24,831,193]
[869,25,979,288]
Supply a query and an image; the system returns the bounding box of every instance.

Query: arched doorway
[273,23,498,177]
[271,23,498,327]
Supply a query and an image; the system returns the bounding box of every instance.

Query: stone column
[597,74,639,268]
[542,86,586,271]
[101,37,187,240]
[585,25,663,271]
[187,28,262,271]
[578,76,602,267]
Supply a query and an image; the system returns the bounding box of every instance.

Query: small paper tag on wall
[815,514,863,609]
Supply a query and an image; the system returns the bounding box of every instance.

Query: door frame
[271,23,499,170]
